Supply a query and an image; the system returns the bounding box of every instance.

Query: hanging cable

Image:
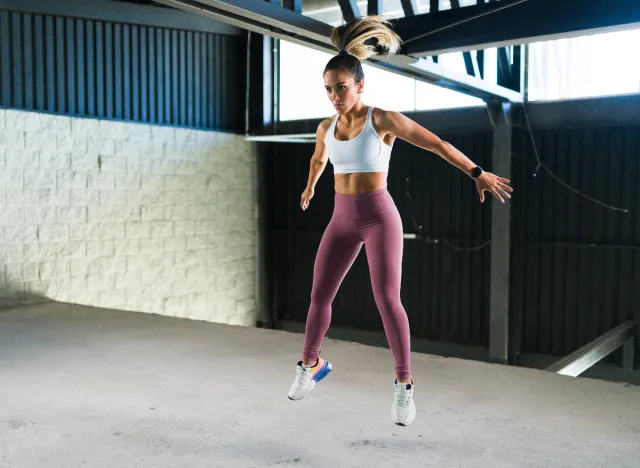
[404,177,491,252]
[521,103,629,213]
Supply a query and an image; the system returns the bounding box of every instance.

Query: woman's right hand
[301,186,314,211]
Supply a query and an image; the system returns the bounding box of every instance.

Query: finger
[499,183,513,192]
[499,177,511,184]
[497,187,511,199]
[492,189,505,203]
[478,187,485,203]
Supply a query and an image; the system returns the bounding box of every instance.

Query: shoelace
[294,366,309,386]
[395,386,412,408]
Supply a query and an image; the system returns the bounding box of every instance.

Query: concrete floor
[1,303,639,468]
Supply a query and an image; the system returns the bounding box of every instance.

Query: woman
[287,16,512,426]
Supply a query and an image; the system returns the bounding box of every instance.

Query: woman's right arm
[301,119,331,211]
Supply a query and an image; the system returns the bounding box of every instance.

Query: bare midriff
[334,172,388,195]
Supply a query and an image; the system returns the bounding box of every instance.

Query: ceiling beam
[337,0,360,22]
[399,0,415,17]
[282,0,302,14]
[153,0,522,101]
[396,0,640,57]
[367,0,382,16]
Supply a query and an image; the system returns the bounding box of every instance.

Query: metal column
[488,101,513,364]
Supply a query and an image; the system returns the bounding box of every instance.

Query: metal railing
[546,321,637,377]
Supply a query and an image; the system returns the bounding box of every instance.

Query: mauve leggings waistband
[333,187,395,218]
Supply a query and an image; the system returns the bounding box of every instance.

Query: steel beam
[153,0,523,101]
[368,0,382,16]
[282,0,302,14]
[546,322,637,376]
[399,0,416,17]
[397,0,640,57]
[450,0,478,77]
[337,0,360,22]
[488,101,513,365]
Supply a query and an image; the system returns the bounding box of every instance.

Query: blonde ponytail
[330,16,402,60]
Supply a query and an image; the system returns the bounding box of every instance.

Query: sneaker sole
[288,361,332,401]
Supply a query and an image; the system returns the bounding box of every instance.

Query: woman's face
[324,69,363,114]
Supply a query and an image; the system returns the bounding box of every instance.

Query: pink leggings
[302,187,411,380]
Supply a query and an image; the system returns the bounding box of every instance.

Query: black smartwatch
[470,166,483,179]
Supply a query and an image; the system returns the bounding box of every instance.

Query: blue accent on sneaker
[313,361,332,383]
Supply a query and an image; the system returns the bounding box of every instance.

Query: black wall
[265,96,640,364]
[0,2,246,131]
[512,117,640,362]
[266,119,493,347]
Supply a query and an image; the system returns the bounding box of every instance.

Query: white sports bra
[323,106,393,174]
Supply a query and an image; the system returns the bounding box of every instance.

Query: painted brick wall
[0,109,257,326]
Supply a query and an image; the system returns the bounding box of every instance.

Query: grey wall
[264,96,640,367]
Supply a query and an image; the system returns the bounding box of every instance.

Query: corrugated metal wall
[266,131,494,346]
[266,114,640,363]
[512,124,640,360]
[0,9,245,130]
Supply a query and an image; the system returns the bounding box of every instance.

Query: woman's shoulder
[371,107,404,129]
[316,115,336,138]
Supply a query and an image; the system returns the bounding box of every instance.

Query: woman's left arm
[377,110,513,203]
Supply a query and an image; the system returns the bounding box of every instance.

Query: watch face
[472,167,482,178]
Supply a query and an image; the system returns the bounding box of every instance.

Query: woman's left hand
[475,172,513,203]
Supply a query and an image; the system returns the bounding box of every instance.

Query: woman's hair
[324,16,402,83]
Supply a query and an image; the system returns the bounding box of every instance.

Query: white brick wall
[0,109,257,326]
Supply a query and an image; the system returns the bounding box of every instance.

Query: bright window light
[279,40,415,121]
[528,29,640,101]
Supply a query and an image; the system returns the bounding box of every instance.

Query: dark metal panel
[0,11,9,106]
[193,31,201,127]
[55,16,66,113]
[34,14,45,109]
[105,21,114,117]
[0,8,245,131]
[513,123,640,364]
[131,24,140,122]
[22,14,33,109]
[96,20,106,117]
[86,20,95,115]
[76,19,86,115]
[66,17,76,115]
[179,30,187,126]
[267,130,493,346]
[45,15,55,113]
[147,27,155,123]
[139,25,147,122]
[12,11,22,108]
[114,23,123,119]
[0,0,242,35]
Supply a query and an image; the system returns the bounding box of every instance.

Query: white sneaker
[391,380,416,426]
[288,358,332,401]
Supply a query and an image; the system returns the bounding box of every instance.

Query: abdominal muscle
[334,171,387,195]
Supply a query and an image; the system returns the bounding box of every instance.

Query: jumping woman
[287,16,512,426]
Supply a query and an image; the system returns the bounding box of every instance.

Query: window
[279,40,485,121]
[279,40,416,121]
[528,29,640,101]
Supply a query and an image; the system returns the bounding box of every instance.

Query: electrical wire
[521,103,629,213]
[404,177,491,252]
